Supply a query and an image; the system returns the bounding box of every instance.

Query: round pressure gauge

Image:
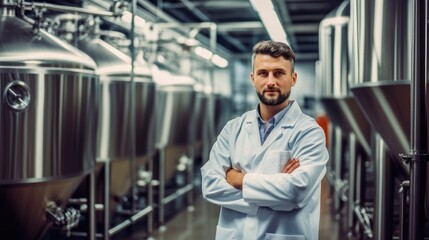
[3,81,31,112]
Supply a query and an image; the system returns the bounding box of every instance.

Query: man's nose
[267,73,275,86]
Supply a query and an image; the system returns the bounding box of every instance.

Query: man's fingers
[282,158,300,173]
[285,161,300,173]
[282,158,297,172]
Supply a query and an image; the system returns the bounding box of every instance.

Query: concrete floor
[125,177,337,240]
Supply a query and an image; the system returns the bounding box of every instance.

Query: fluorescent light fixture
[194,46,213,60]
[211,54,228,68]
[249,0,289,44]
[194,46,228,68]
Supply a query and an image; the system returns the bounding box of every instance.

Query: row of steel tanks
[318,0,428,239]
[0,3,226,239]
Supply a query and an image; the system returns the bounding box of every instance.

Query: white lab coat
[201,101,329,240]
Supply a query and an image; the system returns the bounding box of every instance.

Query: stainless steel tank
[318,0,371,155]
[0,9,98,240]
[153,64,197,181]
[318,1,375,237]
[55,15,156,218]
[347,0,417,239]
[191,83,209,160]
[214,92,232,135]
[81,34,155,214]
[152,63,199,226]
[349,0,412,159]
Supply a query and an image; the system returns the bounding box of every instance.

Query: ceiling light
[194,46,213,60]
[249,0,289,44]
[211,54,228,68]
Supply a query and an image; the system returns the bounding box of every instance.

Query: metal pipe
[373,134,393,240]
[103,163,111,240]
[334,126,343,214]
[159,148,166,230]
[400,180,410,240]
[179,0,246,52]
[409,0,428,239]
[161,184,193,205]
[137,0,230,57]
[187,148,194,210]
[347,133,356,237]
[29,2,117,16]
[147,154,154,236]
[208,23,217,150]
[108,206,154,236]
[130,0,137,218]
[88,171,96,240]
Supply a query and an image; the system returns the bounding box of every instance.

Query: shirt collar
[256,101,294,126]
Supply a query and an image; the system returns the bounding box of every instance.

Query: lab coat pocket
[215,225,237,240]
[263,150,292,173]
[264,233,306,240]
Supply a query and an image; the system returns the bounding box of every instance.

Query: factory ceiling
[141,0,344,61]
[39,0,344,62]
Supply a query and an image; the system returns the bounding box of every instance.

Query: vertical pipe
[409,0,428,239]
[209,24,217,146]
[400,180,410,240]
[159,148,166,230]
[347,133,356,237]
[187,154,194,210]
[130,0,137,215]
[103,163,110,240]
[334,126,343,215]
[373,134,393,240]
[147,154,154,236]
[88,171,96,240]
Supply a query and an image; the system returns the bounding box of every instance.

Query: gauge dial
[4,81,31,112]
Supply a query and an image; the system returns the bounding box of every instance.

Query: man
[201,40,329,240]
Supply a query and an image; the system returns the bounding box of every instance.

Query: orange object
[316,115,329,146]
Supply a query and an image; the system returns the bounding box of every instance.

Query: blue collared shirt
[256,101,293,144]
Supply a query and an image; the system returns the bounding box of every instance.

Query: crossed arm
[226,158,300,189]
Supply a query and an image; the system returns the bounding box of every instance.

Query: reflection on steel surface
[0,14,98,240]
[351,81,413,157]
[320,96,371,155]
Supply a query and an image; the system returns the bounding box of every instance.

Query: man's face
[250,54,297,106]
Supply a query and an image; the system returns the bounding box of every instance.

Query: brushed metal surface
[77,38,156,162]
[73,33,156,224]
[0,14,98,240]
[350,81,417,177]
[350,81,412,157]
[0,16,98,182]
[0,175,85,239]
[320,96,371,155]
[155,84,197,148]
[0,16,96,70]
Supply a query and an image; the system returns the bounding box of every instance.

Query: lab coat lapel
[244,112,262,148]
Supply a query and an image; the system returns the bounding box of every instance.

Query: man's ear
[250,72,255,87]
[291,72,297,86]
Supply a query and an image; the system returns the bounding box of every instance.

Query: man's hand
[282,158,300,173]
[226,158,299,189]
[226,168,245,189]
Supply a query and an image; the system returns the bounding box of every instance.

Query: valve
[45,201,81,236]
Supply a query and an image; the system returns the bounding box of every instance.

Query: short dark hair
[251,40,295,72]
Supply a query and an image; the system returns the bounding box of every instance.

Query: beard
[257,88,290,106]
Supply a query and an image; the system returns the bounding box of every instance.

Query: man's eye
[258,72,268,77]
[274,72,285,77]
